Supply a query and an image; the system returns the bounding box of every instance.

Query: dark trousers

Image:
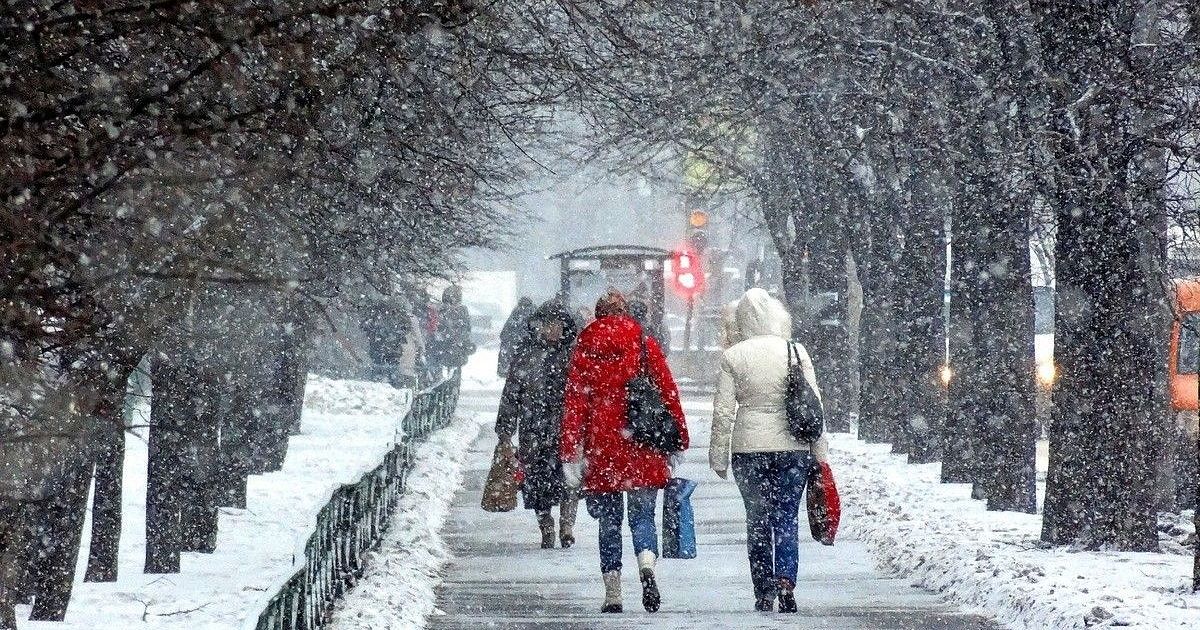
[731,450,814,598]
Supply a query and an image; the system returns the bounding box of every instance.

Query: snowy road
[425,395,1000,630]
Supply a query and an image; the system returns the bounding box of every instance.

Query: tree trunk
[947,114,1036,510]
[219,373,253,509]
[179,373,220,554]
[1041,182,1163,548]
[1035,1,1164,550]
[970,193,1037,513]
[0,501,24,629]
[943,175,983,485]
[83,407,126,581]
[82,357,142,582]
[892,169,947,464]
[1195,442,1200,590]
[282,317,311,437]
[146,359,185,573]
[807,198,854,433]
[856,126,907,445]
[84,427,125,582]
[28,460,90,621]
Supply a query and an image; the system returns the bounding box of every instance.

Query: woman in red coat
[559,290,688,614]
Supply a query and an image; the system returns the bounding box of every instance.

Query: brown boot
[559,496,578,548]
[601,570,622,613]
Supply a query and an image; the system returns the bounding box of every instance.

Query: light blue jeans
[586,489,659,573]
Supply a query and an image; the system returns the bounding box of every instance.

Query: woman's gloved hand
[562,460,584,487]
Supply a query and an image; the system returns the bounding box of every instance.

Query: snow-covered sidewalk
[408,396,997,630]
[831,436,1200,629]
[18,376,411,630]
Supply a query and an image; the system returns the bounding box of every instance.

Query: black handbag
[785,341,825,443]
[627,335,685,453]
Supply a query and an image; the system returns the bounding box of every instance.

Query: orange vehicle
[1169,278,1200,436]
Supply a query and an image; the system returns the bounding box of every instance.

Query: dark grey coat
[495,301,576,511]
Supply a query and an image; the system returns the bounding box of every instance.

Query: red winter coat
[559,315,689,494]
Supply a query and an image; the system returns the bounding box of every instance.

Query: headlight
[1036,361,1057,387]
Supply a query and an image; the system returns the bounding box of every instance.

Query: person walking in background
[572,305,595,331]
[719,296,742,349]
[709,287,830,614]
[411,289,441,384]
[360,286,410,386]
[429,284,475,375]
[560,289,689,614]
[394,293,425,390]
[495,300,580,549]
[629,298,670,356]
[497,296,536,378]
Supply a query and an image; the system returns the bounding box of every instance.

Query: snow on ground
[18,376,408,630]
[831,435,1200,629]
[419,395,999,630]
[327,407,487,629]
[1159,511,1197,557]
[460,347,503,392]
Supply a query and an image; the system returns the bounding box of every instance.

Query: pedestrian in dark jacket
[496,300,580,549]
[629,298,670,356]
[429,285,475,372]
[497,297,536,378]
[560,289,689,614]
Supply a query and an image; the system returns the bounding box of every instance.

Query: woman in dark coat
[497,297,535,378]
[495,300,580,549]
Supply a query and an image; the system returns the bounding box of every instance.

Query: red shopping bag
[806,461,841,545]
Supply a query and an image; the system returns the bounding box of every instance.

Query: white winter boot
[601,570,622,613]
[637,550,661,612]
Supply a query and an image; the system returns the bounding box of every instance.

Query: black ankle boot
[754,597,773,612]
[639,568,661,613]
[778,578,797,613]
[537,513,555,549]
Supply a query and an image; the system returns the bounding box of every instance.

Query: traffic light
[687,210,708,254]
[669,247,705,299]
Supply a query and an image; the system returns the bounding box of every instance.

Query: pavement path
[429,394,1000,630]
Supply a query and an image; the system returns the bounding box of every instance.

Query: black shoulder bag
[785,340,825,443]
[627,335,685,453]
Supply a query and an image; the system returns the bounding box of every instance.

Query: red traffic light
[669,248,705,298]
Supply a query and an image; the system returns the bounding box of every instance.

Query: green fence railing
[247,369,461,630]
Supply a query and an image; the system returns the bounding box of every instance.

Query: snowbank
[18,376,408,630]
[831,435,1200,629]
[303,374,409,416]
[327,410,486,629]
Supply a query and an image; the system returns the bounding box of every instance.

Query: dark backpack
[627,335,685,454]
[785,341,825,443]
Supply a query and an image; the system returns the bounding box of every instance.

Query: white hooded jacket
[709,288,830,474]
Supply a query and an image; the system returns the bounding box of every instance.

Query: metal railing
[248,369,461,630]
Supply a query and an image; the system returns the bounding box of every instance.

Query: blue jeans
[586,489,659,573]
[731,451,814,598]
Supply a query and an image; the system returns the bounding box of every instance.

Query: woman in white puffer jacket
[709,287,830,614]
